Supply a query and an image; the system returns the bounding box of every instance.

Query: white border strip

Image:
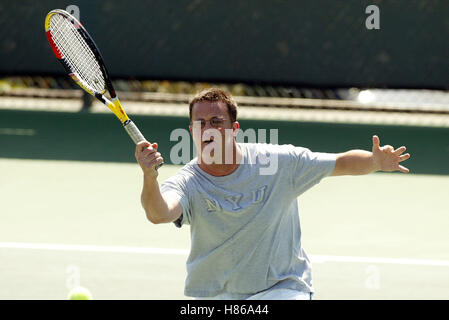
[1,242,449,267]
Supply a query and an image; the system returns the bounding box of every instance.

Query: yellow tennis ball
[68,286,93,300]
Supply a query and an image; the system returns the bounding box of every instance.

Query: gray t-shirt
[160,143,336,298]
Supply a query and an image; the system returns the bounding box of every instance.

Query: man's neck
[198,143,242,177]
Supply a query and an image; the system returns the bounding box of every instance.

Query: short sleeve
[160,173,192,228]
[288,146,336,196]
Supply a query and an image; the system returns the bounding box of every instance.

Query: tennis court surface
[1,159,448,299]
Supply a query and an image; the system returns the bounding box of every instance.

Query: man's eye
[212,118,224,125]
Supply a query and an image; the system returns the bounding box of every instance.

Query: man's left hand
[372,135,411,173]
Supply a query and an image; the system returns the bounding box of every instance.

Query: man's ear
[189,124,192,135]
[232,121,240,137]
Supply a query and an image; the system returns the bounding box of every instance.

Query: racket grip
[124,120,145,144]
[124,120,164,170]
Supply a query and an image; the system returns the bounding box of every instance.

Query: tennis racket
[44,9,163,169]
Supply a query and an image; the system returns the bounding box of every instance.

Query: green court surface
[1,159,448,300]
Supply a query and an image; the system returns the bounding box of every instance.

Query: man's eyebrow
[192,116,222,121]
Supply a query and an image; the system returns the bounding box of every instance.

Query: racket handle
[124,120,164,170]
[124,120,145,144]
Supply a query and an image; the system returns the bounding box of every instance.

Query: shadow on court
[0,109,448,175]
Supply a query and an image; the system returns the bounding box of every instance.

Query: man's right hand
[135,141,182,224]
[135,141,164,178]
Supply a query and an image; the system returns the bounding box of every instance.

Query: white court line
[0,242,189,256]
[1,242,449,267]
[310,255,449,267]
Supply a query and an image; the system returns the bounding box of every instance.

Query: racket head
[45,9,113,97]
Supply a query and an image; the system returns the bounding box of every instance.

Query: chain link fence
[0,1,448,126]
[1,0,448,88]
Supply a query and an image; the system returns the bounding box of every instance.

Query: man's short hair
[189,88,238,123]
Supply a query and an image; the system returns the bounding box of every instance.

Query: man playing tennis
[135,88,410,300]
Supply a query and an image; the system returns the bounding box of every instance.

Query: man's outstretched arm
[330,135,411,176]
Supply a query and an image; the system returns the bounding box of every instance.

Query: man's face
[189,100,238,162]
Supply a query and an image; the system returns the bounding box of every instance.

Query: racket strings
[49,14,105,93]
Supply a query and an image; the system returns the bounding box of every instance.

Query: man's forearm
[141,175,173,224]
[332,150,380,176]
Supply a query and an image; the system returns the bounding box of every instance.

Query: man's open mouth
[203,138,215,145]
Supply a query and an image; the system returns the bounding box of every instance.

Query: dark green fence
[1,109,448,175]
[0,0,447,88]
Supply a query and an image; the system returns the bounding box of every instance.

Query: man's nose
[203,120,213,130]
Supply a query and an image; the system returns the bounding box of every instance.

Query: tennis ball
[68,286,93,300]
